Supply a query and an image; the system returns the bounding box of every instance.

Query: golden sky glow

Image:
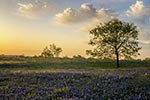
[0,0,150,58]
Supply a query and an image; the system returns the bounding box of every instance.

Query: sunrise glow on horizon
[0,0,150,58]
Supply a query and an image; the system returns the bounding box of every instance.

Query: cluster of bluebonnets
[0,70,150,100]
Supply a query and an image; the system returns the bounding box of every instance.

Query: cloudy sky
[0,0,150,59]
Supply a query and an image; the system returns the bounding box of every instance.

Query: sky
[0,0,150,59]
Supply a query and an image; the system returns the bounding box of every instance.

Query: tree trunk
[115,48,120,68]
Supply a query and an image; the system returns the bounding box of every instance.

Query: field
[0,55,150,99]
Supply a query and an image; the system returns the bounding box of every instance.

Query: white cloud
[126,0,150,29]
[126,0,150,16]
[55,3,97,24]
[97,8,117,21]
[55,8,79,24]
[125,0,150,42]
[17,0,55,18]
[55,3,118,25]
[80,8,118,32]
[80,3,97,18]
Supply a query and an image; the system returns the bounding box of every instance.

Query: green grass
[0,56,150,71]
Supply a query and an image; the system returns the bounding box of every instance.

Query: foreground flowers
[0,70,150,100]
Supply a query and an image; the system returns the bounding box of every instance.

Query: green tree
[86,19,141,67]
[41,44,62,57]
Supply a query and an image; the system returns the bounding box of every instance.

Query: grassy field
[0,55,150,99]
[0,55,150,70]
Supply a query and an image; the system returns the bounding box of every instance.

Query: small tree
[41,44,62,57]
[86,19,141,67]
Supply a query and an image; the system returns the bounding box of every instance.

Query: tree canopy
[86,19,141,67]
